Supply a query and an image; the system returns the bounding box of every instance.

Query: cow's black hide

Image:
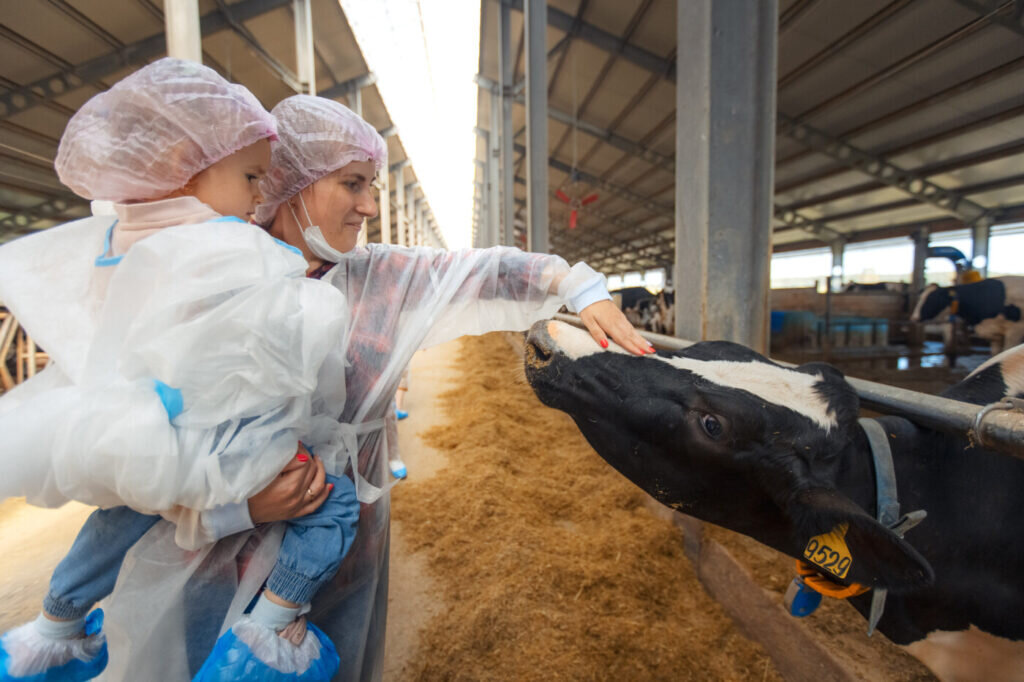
[524,320,1024,644]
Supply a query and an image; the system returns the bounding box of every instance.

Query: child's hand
[248,446,330,523]
[578,300,656,356]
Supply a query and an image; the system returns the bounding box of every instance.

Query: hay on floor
[391,333,783,681]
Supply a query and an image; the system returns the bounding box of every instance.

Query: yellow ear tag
[803,523,853,579]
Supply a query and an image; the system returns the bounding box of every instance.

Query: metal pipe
[293,0,316,94]
[499,0,516,246]
[379,167,392,245]
[524,0,549,253]
[553,313,1024,460]
[489,90,502,248]
[165,0,202,62]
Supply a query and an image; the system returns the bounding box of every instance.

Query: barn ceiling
[0,0,439,246]
[474,0,1024,274]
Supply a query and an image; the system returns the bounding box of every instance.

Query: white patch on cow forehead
[546,321,836,429]
[654,355,836,430]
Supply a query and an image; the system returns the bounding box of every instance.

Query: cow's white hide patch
[546,321,837,430]
[911,283,942,322]
[968,343,1024,398]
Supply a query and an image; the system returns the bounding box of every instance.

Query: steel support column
[524,0,548,253]
[488,92,502,248]
[293,0,316,94]
[830,238,845,290]
[395,177,406,246]
[499,1,516,246]
[972,218,990,277]
[379,167,392,244]
[165,0,202,62]
[674,0,777,352]
[911,228,930,295]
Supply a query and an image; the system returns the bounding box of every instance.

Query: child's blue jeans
[42,474,359,620]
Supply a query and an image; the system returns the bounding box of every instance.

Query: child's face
[298,160,379,254]
[189,138,272,221]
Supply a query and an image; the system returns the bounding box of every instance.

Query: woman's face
[296,160,378,254]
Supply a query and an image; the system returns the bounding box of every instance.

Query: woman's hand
[578,299,655,356]
[247,445,332,524]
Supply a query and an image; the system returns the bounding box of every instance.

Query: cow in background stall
[912,276,1024,353]
[524,319,1024,677]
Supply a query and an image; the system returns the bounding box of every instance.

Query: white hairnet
[55,57,277,202]
[255,95,387,226]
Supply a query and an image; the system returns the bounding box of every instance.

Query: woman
[102,94,650,681]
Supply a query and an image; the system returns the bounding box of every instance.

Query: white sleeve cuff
[560,262,612,313]
[200,501,254,541]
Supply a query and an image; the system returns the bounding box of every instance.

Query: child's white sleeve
[161,502,254,551]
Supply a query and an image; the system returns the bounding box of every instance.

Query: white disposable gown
[96,243,604,681]
[0,216,349,513]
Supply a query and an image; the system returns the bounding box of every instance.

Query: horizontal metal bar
[554,313,1024,460]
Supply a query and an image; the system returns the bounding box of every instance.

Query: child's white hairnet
[55,57,277,202]
[254,95,387,226]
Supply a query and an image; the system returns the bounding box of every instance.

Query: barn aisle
[0,498,93,631]
[384,341,457,681]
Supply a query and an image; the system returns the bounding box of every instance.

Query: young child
[0,59,360,682]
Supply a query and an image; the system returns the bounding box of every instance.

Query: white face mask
[289,193,344,262]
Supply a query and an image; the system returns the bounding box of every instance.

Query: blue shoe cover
[192,618,339,682]
[389,460,407,480]
[395,409,409,420]
[0,610,107,682]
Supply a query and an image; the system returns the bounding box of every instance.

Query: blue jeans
[43,474,360,621]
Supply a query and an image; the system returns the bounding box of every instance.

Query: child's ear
[790,487,933,592]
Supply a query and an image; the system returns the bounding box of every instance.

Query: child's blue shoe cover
[192,617,339,682]
[0,610,107,682]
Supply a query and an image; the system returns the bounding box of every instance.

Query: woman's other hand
[578,300,655,356]
[248,445,330,523]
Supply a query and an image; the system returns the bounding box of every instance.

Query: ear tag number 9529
[803,522,853,579]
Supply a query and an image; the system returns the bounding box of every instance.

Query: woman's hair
[254,95,386,226]
[56,57,277,203]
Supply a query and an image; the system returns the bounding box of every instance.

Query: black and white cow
[912,276,1024,351]
[524,320,1024,646]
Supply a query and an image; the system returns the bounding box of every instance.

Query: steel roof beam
[951,0,1024,37]
[0,0,290,120]
[778,113,990,223]
[318,72,378,101]
[777,98,1024,194]
[500,0,674,81]
[477,74,674,172]
[780,137,1024,213]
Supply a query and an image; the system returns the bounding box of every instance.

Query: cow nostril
[532,343,552,363]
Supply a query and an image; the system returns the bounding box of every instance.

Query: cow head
[525,320,933,591]
[911,283,952,322]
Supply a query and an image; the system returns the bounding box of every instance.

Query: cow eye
[700,413,723,440]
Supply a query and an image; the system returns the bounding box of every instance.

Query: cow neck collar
[857,417,928,635]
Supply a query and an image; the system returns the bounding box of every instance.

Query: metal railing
[554,313,1024,460]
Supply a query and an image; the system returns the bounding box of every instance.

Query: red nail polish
[600,339,609,348]
[296,454,309,463]
[648,347,657,354]
[328,483,334,490]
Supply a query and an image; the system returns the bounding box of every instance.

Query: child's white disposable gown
[0,210,349,518]
[93,242,608,680]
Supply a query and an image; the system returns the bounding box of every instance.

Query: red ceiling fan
[555,187,599,229]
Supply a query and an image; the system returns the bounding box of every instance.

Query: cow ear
[789,487,934,592]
